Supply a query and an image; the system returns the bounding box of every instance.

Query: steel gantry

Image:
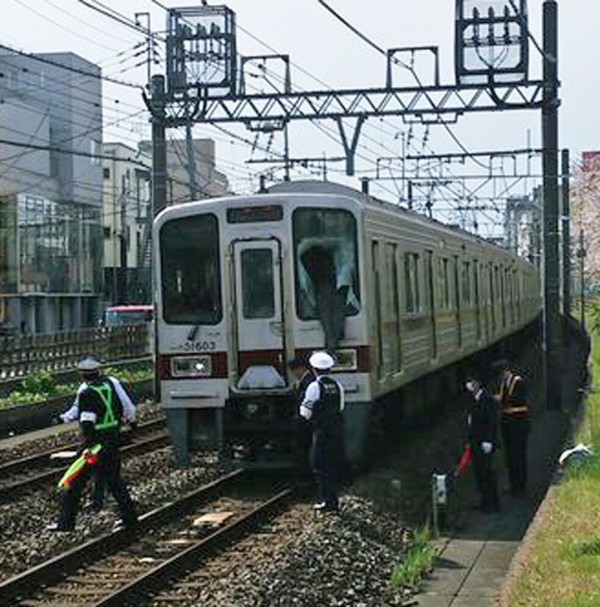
[146,1,564,412]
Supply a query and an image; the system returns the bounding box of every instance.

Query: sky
[0,0,597,236]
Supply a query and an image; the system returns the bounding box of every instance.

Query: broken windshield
[293,207,360,324]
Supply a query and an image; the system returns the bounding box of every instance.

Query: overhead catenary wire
[0,42,142,90]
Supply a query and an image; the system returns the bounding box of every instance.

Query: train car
[154,181,541,467]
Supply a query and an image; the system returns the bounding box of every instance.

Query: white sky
[1,0,597,235]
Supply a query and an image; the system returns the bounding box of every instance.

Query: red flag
[455,444,473,476]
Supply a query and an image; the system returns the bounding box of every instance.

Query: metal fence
[0,325,151,380]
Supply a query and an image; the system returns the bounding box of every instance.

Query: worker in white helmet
[300,351,345,513]
[47,356,138,532]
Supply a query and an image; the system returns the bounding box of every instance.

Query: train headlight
[246,403,259,415]
[332,349,358,371]
[171,355,212,378]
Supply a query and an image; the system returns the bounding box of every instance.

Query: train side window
[404,252,420,313]
[386,243,401,370]
[462,261,471,305]
[372,241,384,378]
[438,257,450,310]
[473,260,481,339]
[489,266,496,331]
[240,249,275,319]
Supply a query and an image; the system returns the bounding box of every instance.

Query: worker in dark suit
[492,359,531,496]
[465,376,500,513]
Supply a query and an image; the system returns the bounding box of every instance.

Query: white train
[154,181,541,466]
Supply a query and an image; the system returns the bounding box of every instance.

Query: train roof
[155,180,535,268]
[268,180,525,263]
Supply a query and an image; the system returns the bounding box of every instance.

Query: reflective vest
[88,382,119,431]
[313,376,343,432]
[500,373,529,416]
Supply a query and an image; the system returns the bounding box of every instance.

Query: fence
[0,325,151,380]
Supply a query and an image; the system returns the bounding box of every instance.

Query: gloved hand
[81,448,91,460]
[481,441,493,455]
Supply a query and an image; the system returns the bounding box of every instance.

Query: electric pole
[542,0,561,411]
[561,148,571,319]
[150,75,168,217]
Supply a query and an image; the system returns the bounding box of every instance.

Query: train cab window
[404,252,420,313]
[240,249,275,319]
[293,208,360,320]
[159,214,222,324]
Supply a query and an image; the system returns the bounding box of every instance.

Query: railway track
[0,469,293,606]
[0,419,169,501]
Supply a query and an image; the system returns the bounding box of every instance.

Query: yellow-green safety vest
[88,382,119,431]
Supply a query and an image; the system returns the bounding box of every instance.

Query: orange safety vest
[500,373,530,416]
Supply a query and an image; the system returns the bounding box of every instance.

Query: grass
[506,331,600,607]
[391,526,438,590]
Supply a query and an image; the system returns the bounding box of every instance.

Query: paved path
[416,412,568,607]
[417,409,569,606]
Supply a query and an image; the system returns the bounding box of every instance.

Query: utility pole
[150,75,168,217]
[184,100,199,200]
[542,0,561,411]
[578,231,586,327]
[561,148,571,319]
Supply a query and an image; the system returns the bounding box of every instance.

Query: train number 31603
[183,341,217,352]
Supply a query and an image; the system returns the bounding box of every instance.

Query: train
[153,180,541,467]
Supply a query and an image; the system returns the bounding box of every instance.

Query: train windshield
[293,208,360,345]
[159,214,222,325]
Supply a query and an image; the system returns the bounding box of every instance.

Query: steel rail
[0,418,165,476]
[0,469,245,604]
[90,487,293,607]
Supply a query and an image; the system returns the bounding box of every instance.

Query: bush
[0,364,153,410]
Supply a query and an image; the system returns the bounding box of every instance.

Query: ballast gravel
[0,448,219,582]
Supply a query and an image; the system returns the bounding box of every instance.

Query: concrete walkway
[417,409,569,607]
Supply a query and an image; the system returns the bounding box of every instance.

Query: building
[0,52,103,334]
[138,137,230,204]
[102,143,151,305]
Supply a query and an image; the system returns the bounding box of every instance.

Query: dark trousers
[501,416,530,493]
[311,429,342,509]
[471,444,500,511]
[91,467,106,508]
[295,418,313,472]
[59,447,137,529]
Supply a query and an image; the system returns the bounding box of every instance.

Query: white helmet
[309,351,335,371]
[77,356,102,372]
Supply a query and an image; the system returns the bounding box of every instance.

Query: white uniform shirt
[60,376,137,424]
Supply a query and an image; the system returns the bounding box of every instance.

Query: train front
[154,192,370,468]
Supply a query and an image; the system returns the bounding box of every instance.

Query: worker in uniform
[56,367,137,512]
[288,356,315,470]
[464,377,500,513]
[47,357,138,531]
[300,351,345,512]
[492,359,531,496]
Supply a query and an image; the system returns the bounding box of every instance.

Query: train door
[232,239,284,382]
[425,250,437,360]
